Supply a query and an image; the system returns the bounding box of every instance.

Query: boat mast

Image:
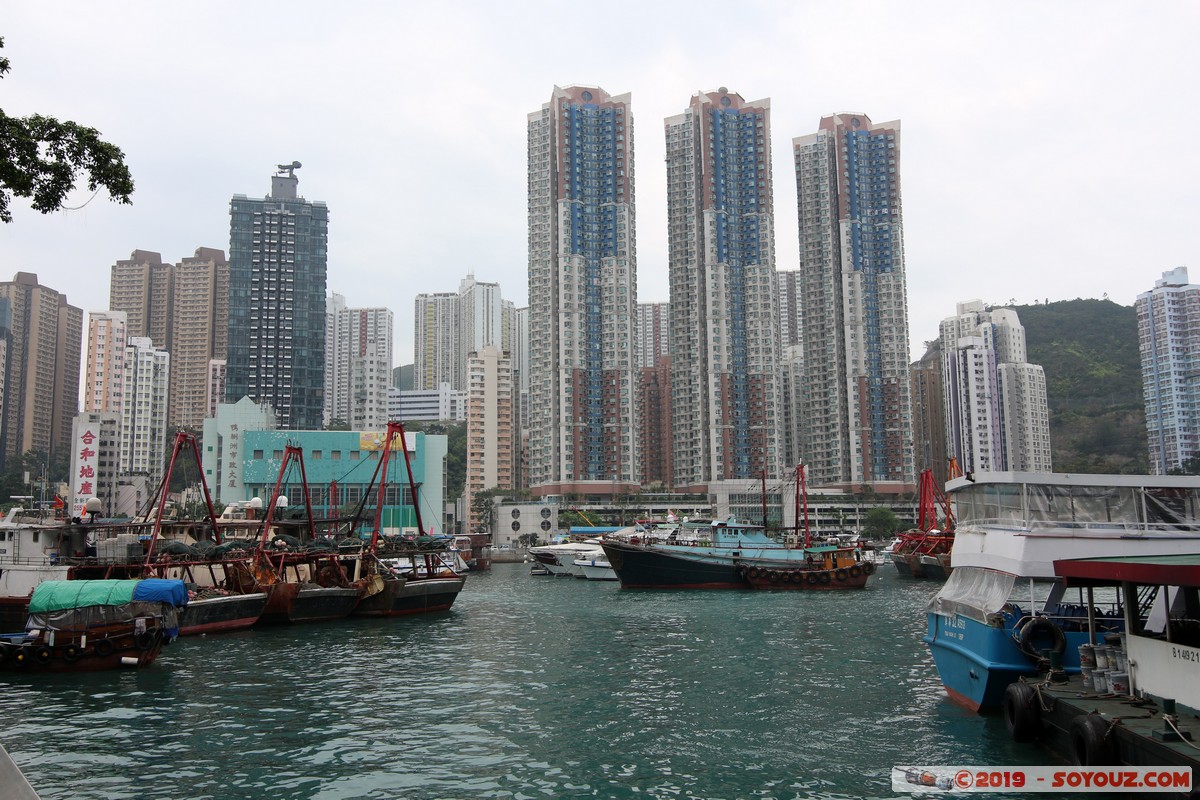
[761,469,767,531]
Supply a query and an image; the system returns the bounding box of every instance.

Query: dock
[1006,673,1199,795]
[0,742,39,799]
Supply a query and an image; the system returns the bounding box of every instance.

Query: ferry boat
[924,471,1200,712]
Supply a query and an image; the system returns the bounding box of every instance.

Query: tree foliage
[862,507,900,539]
[401,420,466,500]
[0,36,134,223]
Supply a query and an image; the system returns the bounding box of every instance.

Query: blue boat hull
[924,612,1091,712]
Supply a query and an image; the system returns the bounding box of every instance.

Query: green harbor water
[0,564,1047,799]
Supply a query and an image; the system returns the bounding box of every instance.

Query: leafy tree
[0,37,134,222]
[862,507,901,539]
[326,418,351,431]
[470,486,498,534]
[516,532,540,548]
[402,420,467,501]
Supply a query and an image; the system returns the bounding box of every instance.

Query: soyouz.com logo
[891,765,1191,793]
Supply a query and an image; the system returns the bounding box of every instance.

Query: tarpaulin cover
[28,579,187,613]
[132,578,189,607]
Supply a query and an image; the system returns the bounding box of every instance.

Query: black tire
[62,644,82,662]
[835,569,848,582]
[1020,617,1067,657]
[135,631,157,651]
[93,639,115,658]
[789,571,802,584]
[0,642,10,664]
[849,565,863,578]
[863,561,876,575]
[806,573,819,585]
[34,646,52,664]
[1070,714,1114,766]
[768,571,781,584]
[747,567,760,579]
[1004,682,1040,743]
[819,572,832,585]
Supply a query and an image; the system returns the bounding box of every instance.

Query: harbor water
[1,564,1046,799]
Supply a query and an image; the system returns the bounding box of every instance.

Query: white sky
[3,2,1197,368]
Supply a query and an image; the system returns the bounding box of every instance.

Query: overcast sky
[3,2,1197,368]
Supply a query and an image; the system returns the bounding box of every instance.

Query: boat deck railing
[960,518,1200,536]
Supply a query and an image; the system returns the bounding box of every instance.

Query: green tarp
[28,580,140,613]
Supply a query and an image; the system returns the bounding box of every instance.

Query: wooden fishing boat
[0,578,187,673]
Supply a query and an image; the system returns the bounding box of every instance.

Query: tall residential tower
[1138,267,1200,473]
[793,113,914,487]
[527,85,639,496]
[666,89,781,490]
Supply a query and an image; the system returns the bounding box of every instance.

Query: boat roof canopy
[1055,553,1200,589]
[28,579,188,613]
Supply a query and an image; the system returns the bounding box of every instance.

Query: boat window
[1028,485,1136,528]
[927,567,1016,622]
[1144,487,1200,528]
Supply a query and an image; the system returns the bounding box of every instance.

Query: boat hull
[0,627,168,673]
[742,564,872,590]
[257,583,363,624]
[923,612,1088,712]
[385,576,465,615]
[601,541,746,589]
[352,577,417,617]
[179,592,269,635]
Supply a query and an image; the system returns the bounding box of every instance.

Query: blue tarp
[132,578,189,607]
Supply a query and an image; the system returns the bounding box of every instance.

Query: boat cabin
[803,545,859,571]
[1056,553,1200,714]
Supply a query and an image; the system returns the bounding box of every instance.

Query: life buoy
[135,631,156,651]
[62,644,82,662]
[835,569,848,582]
[1070,714,1114,766]
[93,639,115,658]
[34,646,52,664]
[849,565,863,578]
[819,572,832,585]
[806,573,819,585]
[863,561,876,575]
[1004,682,1040,743]
[1019,617,1067,658]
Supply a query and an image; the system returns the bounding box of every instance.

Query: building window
[253,450,264,460]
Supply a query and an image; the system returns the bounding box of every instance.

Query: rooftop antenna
[276,160,302,177]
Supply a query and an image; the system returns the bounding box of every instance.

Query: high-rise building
[909,345,949,487]
[1138,267,1200,473]
[527,85,638,496]
[636,302,670,369]
[458,275,504,390]
[225,164,328,430]
[636,301,672,486]
[667,88,781,490]
[83,310,128,415]
[170,248,228,429]
[413,292,460,391]
[464,345,514,532]
[119,337,170,486]
[793,113,914,487]
[325,292,393,430]
[0,273,83,471]
[108,247,228,430]
[940,300,1050,474]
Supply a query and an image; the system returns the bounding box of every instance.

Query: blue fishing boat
[924,472,1200,712]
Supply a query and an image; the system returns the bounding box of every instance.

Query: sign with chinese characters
[72,427,99,517]
[226,423,240,490]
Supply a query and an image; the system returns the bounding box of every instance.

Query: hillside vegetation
[1013,299,1147,473]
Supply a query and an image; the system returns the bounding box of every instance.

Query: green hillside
[1013,299,1148,473]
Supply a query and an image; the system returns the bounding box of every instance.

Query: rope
[1164,715,1200,750]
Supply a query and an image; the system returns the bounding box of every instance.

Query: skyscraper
[0,273,83,471]
[666,88,781,490]
[120,337,170,485]
[793,113,915,487]
[413,291,460,391]
[83,310,128,415]
[1138,267,1200,473]
[109,247,228,430]
[324,293,393,430]
[226,164,328,430]
[464,345,514,531]
[527,85,638,496]
[940,300,1051,474]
